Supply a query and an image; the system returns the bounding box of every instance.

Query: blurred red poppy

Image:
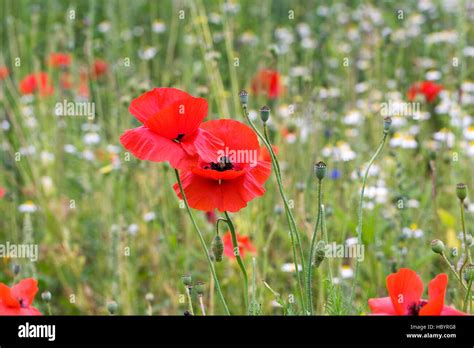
[174,119,271,212]
[222,231,256,258]
[0,278,42,316]
[368,268,465,316]
[92,58,108,78]
[0,187,5,198]
[49,52,72,68]
[251,69,282,99]
[0,66,9,80]
[19,72,54,96]
[408,81,443,103]
[120,88,222,170]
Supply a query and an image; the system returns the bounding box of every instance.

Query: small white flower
[143,212,156,222]
[281,263,302,273]
[19,202,38,213]
[152,21,166,33]
[128,223,139,235]
[83,132,101,145]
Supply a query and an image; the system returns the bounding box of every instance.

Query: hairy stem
[306,179,322,314]
[174,169,230,315]
[349,133,388,310]
[224,211,249,313]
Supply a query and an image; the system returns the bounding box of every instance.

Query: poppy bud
[212,235,224,262]
[181,274,192,286]
[145,293,154,302]
[260,106,270,123]
[465,265,474,282]
[431,239,445,255]
[314,161,327,181]
[195,282,205,296]
[107,301,118,315]
[383,117,392,134]
[12,263,21,276]
[314,241,326,267]
[239,90,249,105]
[41,291,52,302]
[456,183,467,202]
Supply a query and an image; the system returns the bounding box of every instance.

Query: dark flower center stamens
[206,156,234,172]
[174,133,185,142]
[408,300,428,316]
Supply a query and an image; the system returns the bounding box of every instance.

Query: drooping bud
[195,282,205,296]
[211,235,224,262]
[431,239,445,255]
[107,301,118,315]
[383,117,392,134]
[314,161,327,181]
[41,291,52,303]
[314,241,326,267]
[260,106,270,123]
[181,274,192,287]
[456,183,467,202]
[239,90,249,105]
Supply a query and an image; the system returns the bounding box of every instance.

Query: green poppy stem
[174,169,231,315]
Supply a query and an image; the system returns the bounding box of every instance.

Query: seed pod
[456,183,467,202]
[383,117,392,134]
[239,90,249,105]
[181,274,192,286]
[12,263,21,276]
[260,106,270,123]
[431,239,445,255]
[195,282,205,296]
[107,301,118,315]
[314,161,327,181]
[212,235,224,262]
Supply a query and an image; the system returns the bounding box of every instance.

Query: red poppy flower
[0,187,5,198]
[49,52,72,68]
[408,81,443,103]
[19,72,54,96]
[205,211,217,224]
[0,66,9,80]
[120,88,222,170]
[259,144,279,162]
[222,231,256,259]
[173,119,271,212]
[251,69,282,99]
[92,59,108,78]
[0,278,42,316]
[368,268,466,316]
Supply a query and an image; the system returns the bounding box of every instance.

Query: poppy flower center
[19,298,27,308]
[174,133,185,142]
[205,156,234,172]
[408,300,428,316]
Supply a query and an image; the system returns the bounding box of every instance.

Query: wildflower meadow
[1,0,474,322]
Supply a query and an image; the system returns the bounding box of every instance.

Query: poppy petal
[0,283,20,308]
[419,274,448,316]
[181,128,224,163]
[120,126,196,169]
[368,297,397,315]
[386,268,424,315]
[129,88,192,124]
[439,305,467,316]
[200,119,260,154]
[10,278,38,307]
[144,97,208,140]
